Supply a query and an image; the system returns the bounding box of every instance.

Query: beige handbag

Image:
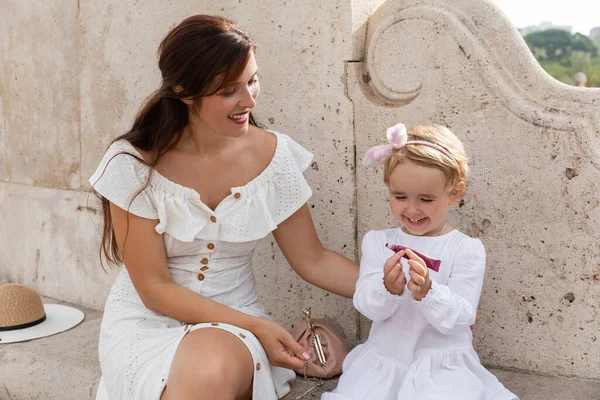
[289,308,349,383]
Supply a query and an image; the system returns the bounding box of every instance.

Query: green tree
[585,60,600,87]
[525,29,575,61]
[571,33,598,57]
[524,30,600,87]
[568,51,591,72]
[539,61,575,85]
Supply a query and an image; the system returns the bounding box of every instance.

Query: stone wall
[0,0,360,340]
[351,0,600,379]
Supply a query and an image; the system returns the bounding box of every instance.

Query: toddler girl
[323,123,517,400]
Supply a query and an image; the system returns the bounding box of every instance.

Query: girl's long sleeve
[353,230,406,321]
[413,238,485,334]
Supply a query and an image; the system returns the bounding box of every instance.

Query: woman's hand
[251,319,310,370]
[383,250,407,295]
[406,249,432,301]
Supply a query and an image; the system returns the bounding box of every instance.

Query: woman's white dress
[322,229,518,400]
[90,131,313,400]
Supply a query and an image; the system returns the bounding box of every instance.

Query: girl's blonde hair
[383,124,469,193]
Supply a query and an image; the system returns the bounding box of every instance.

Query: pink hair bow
[363,122,453,167]
[362,123,408,167]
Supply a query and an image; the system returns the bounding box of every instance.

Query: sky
[491,0,600,36]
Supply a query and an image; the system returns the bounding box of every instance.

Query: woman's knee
[166,328,254,399]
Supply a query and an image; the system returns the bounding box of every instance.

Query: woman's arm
[272,204,358,298]
[110,203,309,369]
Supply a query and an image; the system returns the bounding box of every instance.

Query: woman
[91,15,358,400]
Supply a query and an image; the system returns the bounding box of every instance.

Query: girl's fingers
[394,269,406,285]
[384,252,402,274]
[407,259,426,276]
[408,270,418,284]
[407,280,419,293]
[386,262,403,282]
[395,263,405,283]
[386,266,399,282]
[405,248,425,265]
[409,270,425,287]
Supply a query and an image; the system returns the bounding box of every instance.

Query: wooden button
[197,273,205,281]
[200,266,209,272]
[234,192,241,199]
[201,258,209,265]
[211,322,219,326]
[210,216,217,223]
[256,363,261,371]
[207,243,215,250]
[239,333,246,339]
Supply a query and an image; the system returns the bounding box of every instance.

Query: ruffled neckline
[91,129,313,242]
[115,130,285,212]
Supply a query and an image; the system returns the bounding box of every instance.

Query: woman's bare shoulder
[247,124,277,159]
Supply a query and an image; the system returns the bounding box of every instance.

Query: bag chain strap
[301,308,324,387]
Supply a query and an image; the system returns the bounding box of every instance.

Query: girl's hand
[251,319,310,370]
[406,248,432,301]
[383,250,407,295]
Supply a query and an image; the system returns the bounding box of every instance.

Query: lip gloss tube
[385,243,441,272]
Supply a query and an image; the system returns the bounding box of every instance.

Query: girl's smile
[388,159,462,236]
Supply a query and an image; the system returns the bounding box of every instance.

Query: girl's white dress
[322,228,518,400]
[90,131,313,400]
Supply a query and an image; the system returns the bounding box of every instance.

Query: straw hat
[0,283,84,344]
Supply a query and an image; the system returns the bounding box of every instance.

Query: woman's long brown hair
[93,15,258,268]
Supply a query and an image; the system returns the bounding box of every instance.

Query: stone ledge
[1,298,599,400]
